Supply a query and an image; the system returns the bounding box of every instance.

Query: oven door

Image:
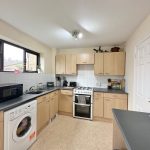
[74,103,91,119]
[75,94,91,104]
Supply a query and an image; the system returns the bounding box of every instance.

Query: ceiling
[0,0,150,49]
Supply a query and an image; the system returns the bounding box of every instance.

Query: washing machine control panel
[9,101,36,120]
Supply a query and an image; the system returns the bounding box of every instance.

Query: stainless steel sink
[26,90,44,94]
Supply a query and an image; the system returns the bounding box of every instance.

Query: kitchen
[0,0,150,150]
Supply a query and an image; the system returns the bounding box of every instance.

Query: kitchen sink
[26,90,44,94]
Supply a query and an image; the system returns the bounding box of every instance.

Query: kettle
[63,80,68,87]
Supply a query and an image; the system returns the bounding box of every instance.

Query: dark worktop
[0,86,127,111]
[0,87,59,111]
[113,109,150,150]
[94,88,127,94]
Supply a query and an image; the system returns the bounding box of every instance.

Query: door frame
[133,34,150,111]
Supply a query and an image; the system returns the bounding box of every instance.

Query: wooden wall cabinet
[0,112,3,150]
[37,95,50,133]
[93,92,104,118]
[65,54,77,75]
[55,54,66,74]
[94,53,104,75]
[56,54,77,75]
[104,52,114,75]
[104,52,125,75]
[104,93,127,119]
[76,53,94,64]
[114,52,125,75]
[59,90,73,115]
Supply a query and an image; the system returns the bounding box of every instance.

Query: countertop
[0,87,59,111]
[94,88,127,94]
[113,109,150,150]
[0,86,127,112]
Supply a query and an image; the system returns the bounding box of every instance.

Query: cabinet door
[76,53,94,64]
[114,52,125,75]
[0,112,3,150]
[54,94,58,114]
[66,54,77,75]
[104,52,114,75]
[59,95,72,113]
[50,97,55,119]
[104,98,113,119]
[55,55,65,74]
[94,53,104,75]
[104,52,125,75]
[104,95,127,119]
[37,96,49,132]
[113,99,127,110]
[94,93,104,118]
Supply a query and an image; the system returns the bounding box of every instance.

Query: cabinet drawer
[37,95,47,103]
[94,92,103,99]
[104,93,127,99]
[61,90,73,96]
[49,91,58,98]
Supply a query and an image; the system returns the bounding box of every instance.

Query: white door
[134,36,150,112]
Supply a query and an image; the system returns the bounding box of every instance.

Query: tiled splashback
[0,65,124,92]
[59,65,124,88]
[0,72,55,92]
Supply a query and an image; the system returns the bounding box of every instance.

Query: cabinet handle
[82,62,87,63]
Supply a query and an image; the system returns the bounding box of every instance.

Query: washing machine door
[13,113,32,142]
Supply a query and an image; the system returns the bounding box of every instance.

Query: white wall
[59,65,123,88]
[0,72,55,92]
[0,20,55,90]
[125,14,150,110]
[0,19,53,74]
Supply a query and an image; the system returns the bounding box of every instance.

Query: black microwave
[0,83,23,102]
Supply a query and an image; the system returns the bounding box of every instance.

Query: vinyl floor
[29,115,113,150]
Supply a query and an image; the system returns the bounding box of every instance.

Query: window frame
[0,39,40,73]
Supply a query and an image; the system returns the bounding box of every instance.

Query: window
[4,43,24,71]
[25,51,39,72]
[0,40,40,73]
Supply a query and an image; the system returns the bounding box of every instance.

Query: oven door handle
[74,103,91,107]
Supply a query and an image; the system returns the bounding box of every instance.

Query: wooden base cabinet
[49,90,59,119]
[37,95,50,134]
[59,90,73,115]
[113,118,127,150]
[104,93,127,119]
[0,112,3,150]
[93,92,104,119]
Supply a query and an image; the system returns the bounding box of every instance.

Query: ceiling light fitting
[72,30,83,40]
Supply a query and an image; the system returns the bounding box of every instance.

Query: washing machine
[4,100,37,150]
